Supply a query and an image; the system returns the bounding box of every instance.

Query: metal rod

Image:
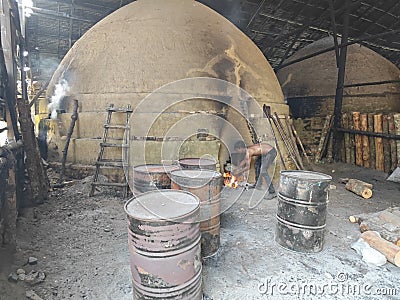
[276,28,400,70]
[333,0,350,161]
[270,113,300,170]
[29,78,51,108]
[336,127,400,140]
[343,79,400,88]
[274,112,303,170]
[263,104,287,169]
[284,115,305,168]
[59,100,79,183]
[289,119,312,167]
[246,0,266,29]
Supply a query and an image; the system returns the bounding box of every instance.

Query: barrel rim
[178,157,217,166]
[170,169,222,179]
[279,170,332,181]
[134,163,180,174]
[125,190,200,222]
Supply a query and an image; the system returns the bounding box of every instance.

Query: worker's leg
[257,148,277,193]
[254,156,261,183]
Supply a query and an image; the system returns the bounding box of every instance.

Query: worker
[233,140,277,199]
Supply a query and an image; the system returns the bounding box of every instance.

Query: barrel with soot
[125,190,202,299]
[170,169,222,258]
[133,164,180,195]
[178,157,217,171]
[275,170,332,253]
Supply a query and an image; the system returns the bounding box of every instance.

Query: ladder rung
[96,161,127,167]
[91,182,128,188]
[100,143,129,148]
[104,124,129,129]
[107,107,133,113]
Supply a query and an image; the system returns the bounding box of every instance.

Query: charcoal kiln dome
[43,0,289,175]
[277,37,400,116]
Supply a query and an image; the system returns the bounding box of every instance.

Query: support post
[333,0,350,161]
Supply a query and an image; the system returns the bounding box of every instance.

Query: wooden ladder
[89,104,133,198]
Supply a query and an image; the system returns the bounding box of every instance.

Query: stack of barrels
[126,157,221,299]
[275,170,332,253]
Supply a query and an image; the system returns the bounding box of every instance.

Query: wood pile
[349,207,400,246]
[340,112,400,173]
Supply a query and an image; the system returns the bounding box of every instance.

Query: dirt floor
[0,162,399,299]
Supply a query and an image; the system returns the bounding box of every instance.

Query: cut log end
[396,253,400,267]
[362,188,373,199]
[349,216,359,223]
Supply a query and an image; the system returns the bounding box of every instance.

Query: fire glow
[223,172,239,189]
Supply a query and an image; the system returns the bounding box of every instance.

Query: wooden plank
[349,113,355,164]
[368,114,376,169]
[315,115,332,163]
[383,115,391,173]
[388,114,398,171]
[327,132,334,163]
[342,113,351,164]
[394,114,400,168]
[374,114,384,171]
[360,114,370,168]
[353,112,363,166]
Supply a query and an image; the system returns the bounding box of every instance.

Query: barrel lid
[124,190,199,221]
[280,170,332,181]
[179,157,216,167]
[134,164,180,174]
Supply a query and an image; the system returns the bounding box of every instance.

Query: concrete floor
[0,162,399,299]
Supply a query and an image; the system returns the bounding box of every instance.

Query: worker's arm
[233,150,252,175]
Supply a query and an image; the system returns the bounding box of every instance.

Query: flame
[223,172,238,189]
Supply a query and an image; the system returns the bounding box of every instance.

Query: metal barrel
[275,170,331,253]
[170,169,222,258]
[277,194,327,227]
[275,216,326,253]
[125,190,202,300]
[133,164,180,195]
[178,157,217,171]
[278,170,332,202]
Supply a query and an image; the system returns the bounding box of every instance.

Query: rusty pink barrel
[125,190,202,300]
[133,164,180,195]
[170,169,222,258]
[178,157,216,171]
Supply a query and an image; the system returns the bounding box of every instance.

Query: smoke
[48,79,70,119]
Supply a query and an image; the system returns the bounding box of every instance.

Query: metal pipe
[343,79,400,88]
[336,127,400,140]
